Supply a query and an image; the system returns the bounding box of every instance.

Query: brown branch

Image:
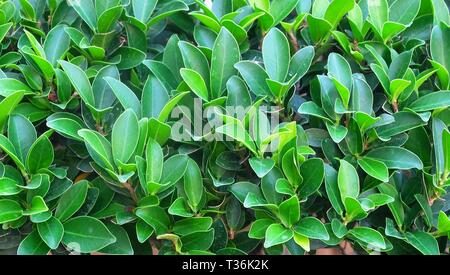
[288,31,299,52]
[123,181,138,204]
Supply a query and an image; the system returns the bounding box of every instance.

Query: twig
[123,181,138,204]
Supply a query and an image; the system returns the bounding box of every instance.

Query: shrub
[0,0,449,256]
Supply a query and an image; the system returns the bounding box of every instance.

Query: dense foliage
[0,0,449,255]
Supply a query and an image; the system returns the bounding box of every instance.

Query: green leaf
[226,76,252,108]
[388,51,412,81]
[160,154,189,186]
[366,147,423,170]
[104,77,141,118]
[358,157,389,182]
[180,68,209,101]
[178,41,210,88]
[184,159,204,212]
[8,114,36,163]
[324,0,355,29]
[173,217,212,236]
[377,111,427,139]
[368,0,388,34]
[377,182,405,228]
[147,1,189,28]
[306,15,332,43]
[44,25,70,67]
[55,180,89,222]
[443,129,450,174]
[325,122,348,143]
[215,118,258,156]
[0,78,33,97]
[59,61,95,107]
[26,135,54,174]
[230,181,263,204]
[17,230,50,255]
[389,0,420,25]
[99,223,134,255]
[331,218,347,238]
[430,22,450,82]
[293,217,329,241]
[279,196,300,227]
[210,28,240,98]
[180,229,214,252]
[409,91,450,112]
[264,223,294,248]
[98,6,123,33]
[349,227,386,250]
[437,211,450,235]
[288,46,315,83]
[68,0,98,31]
[324,164,344,215]
[414,194,433,228]
[299,158,325,198]
[249,219,274,239]
[145,138,163,186]
[249,158,275,178]
[78,129,114,171]
[269,0,299,27]
[338,159,360,201]
[132,0,157,24]
[0,199,23,224]
[0,178,22,196]
[263,28,290,82]
[46,113,85,142]
[23,196,48,216]
[328,53,352,104]
[344,197,368,221]
[141,76,169,119]
[168,197,194,218]
[136,219,154,243]
[405,231,440,255]
[0,91,25,131]
[135,206,170,235]
[112,109,139,165]
[0,134,25,170]
[62,216,116,253]
[235,61,271,97]
[37,216,64,249]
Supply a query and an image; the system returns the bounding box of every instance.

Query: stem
[123,181,138,204]
[392,101,399,113]
[288,31,299,52]
[149,239,160,255]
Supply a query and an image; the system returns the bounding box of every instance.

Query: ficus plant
[0,0,449,256]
